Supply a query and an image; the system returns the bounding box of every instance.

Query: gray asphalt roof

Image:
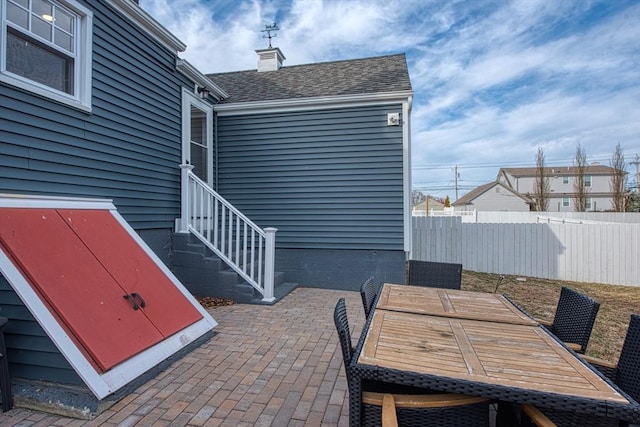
[207,53,412,104]
[500,165,620,177]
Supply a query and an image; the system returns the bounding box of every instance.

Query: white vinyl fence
[412,216,640,286]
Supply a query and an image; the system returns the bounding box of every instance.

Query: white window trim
[1,0,93,111]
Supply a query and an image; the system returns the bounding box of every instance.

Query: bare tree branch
[533,147,550,211]
[609,143,626,211]
[573,144,588,212]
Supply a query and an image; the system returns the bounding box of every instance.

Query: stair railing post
[262,227,277,303]
[179,163,194,233]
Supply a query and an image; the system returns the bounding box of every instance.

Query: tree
[411,189,426,206]
[444,196,451,207]
[533,147,550,211]
[573,144,588,212]
[609,143,627,212]
[627,191,640,212]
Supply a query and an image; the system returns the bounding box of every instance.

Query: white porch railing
[179,164,276,302]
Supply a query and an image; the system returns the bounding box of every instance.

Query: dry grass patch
[462,271,640,362]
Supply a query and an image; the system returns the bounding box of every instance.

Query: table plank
[359,310,628,404]
[377,283,538,326]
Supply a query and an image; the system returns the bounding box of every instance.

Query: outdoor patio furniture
[334,298,490,427]
[521,313,640,426]
[0,316,12,412]
[405,260,462,289]
[539,286,600,353]
[359,276,377,318]
[350,286,639,427]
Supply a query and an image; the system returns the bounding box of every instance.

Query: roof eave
[109,0,186,53]
[177,59,229,101]
[214,90,414,116]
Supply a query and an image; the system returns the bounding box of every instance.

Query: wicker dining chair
[405,260,463,290]
[521,314,640,427]
[334,298,490,427]
[539,286,600,354]
[359,276,377,318]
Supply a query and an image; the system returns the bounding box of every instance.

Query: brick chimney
[256,47,285,72]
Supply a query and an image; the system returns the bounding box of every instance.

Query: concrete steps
[170,233,296,304]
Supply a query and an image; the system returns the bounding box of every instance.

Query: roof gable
[207,53,412,104]
[453,181,533,206]
[500,165,621,177]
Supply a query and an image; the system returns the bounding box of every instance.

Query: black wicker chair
[521,314,640,427]
[405,260,462,290]
[539,287,600,354]
[334,298,490,426]
[359,276,377,318]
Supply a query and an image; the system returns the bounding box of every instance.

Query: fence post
[262,227,277,302]
[179,163,194,233]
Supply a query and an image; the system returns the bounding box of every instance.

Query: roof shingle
[207,53,412,104]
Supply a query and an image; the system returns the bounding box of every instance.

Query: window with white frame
[584,175,592,187]
[562,176,569,184]
[586,197,592,210]
[562,197,570,207]
[1,0,92,110]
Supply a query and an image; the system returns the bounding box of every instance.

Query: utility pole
[631,154,640,191]
[454,165,459,201]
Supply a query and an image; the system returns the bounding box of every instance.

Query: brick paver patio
[0,288,366,427]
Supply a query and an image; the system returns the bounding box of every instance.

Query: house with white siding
[498,164,623,212]
[453,164,623,212]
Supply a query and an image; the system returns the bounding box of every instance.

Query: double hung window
[1,0,92,110]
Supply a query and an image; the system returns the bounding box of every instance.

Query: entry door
[182,90,213,186]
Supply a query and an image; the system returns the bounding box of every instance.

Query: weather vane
[261,22,279,48]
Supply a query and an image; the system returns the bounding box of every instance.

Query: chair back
[334,298,354,378]
[360,276,377,318]
[551,287,600,353]
[615,314,640,402]
[406,260,462,290]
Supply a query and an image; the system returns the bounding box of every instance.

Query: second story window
[1,0,93,110]
[584,175,592,187]
[562,176,569,184]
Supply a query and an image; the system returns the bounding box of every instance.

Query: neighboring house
[0,0,412,415]
[412,196,446,215]
[454,164,624,212]
[498,164,624,212]
[452,181,533,212]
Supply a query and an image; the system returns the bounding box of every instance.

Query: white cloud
[139,0,640,198]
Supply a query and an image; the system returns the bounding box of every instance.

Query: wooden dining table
[348,283,640,426]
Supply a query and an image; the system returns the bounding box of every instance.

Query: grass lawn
[462,271,640,362]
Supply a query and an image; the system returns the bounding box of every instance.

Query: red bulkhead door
[0,208,203,372]
[59,209,202,337]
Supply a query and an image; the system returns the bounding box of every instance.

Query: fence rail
[179,164,276,302]
[412,216,640,286]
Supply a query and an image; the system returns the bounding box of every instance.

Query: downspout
[214,112,219,192]
[403,95,413,259]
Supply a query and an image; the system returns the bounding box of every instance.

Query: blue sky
[140,0,640,199]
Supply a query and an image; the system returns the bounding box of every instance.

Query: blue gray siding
[0,0,199,394]
[0,276,82,385]
[216,104,405,250]
[0,0,191,231]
